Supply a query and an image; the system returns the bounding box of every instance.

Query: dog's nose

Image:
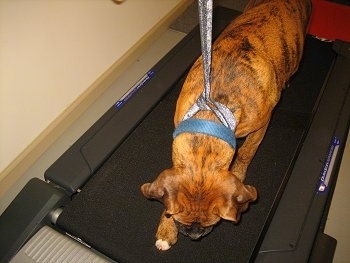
[186,223,212,240]
[188,232,203,240]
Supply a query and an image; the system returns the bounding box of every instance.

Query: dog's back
[236,0,311,86]
[175,0,311,136]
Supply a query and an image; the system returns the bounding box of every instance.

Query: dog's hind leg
[231,122,269,182]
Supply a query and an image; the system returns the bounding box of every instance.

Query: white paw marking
[155,239,171,251]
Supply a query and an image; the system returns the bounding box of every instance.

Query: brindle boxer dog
[141,0,311,250]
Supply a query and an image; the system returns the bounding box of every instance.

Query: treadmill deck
[56,30,336,263]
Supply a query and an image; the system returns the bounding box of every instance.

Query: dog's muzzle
[175,220,213,240]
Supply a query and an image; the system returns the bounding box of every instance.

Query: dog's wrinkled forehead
[167,189,224,225]
[171,208,221,227]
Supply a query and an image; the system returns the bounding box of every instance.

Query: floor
[1,2,349,263]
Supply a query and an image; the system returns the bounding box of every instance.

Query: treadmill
[1,5,349,263]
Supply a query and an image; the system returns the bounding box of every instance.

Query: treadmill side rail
[255,40,350,262]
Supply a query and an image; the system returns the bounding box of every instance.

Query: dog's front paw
[155,210,178,250]
[155,239,171,251]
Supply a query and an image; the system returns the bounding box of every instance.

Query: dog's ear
[218,182,257,223]
[141,169,181,215]
[141,168,178,200]
[235,184,257,204]
[141,182,164,200]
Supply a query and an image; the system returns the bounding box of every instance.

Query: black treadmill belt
[56,36,334,263]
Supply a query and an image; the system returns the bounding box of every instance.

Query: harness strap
[173,119,236,149]
[173,0,237,149]
[182,0,237,132]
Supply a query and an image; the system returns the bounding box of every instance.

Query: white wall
[0,0,189,189]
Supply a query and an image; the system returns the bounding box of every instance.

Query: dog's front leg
[155,210,178,251]
[231,123,269,181]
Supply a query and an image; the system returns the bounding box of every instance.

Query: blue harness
[173,0,237,149]
[173,118,236,149]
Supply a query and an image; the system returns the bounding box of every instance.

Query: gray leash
[182,0,236,132]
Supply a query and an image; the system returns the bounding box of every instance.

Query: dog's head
[141,168,257,240]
